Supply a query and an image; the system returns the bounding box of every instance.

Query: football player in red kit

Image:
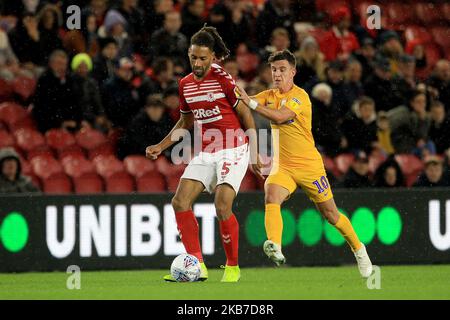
[146,26,261,282]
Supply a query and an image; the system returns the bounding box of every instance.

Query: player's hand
[146,144,162,160]
[235,85,250,105]
[251,154,265,180]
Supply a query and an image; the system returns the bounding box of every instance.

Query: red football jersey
[179,63,247,152]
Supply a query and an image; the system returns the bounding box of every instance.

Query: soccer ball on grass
[170,253,201,282]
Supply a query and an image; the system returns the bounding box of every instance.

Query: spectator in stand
[294,36,325,87]
[163,85,180,123]
[139,57,176,101]
[180,0,206,40]
[86,0,108,26]
[343,59,364,106]
[33,50,81,133]
[99,9,132,58]
[373,155,405,188]
[387,90,434,156]
[92,37,119,85]
[259,27,291,62]
[208,0,252,53]
[63,10,99,58]
[338,150,372,188]
[364,55,404,112]
[0,29,20,81]
[323,60,352,118]
[247,63,272,94]
[392,54,418,102]
[101,57,140,128]
[352,37,375,82]
[149,11,188,66]
[8,12,45,66]
[429,101,450,155]
[117,0,146,54]
[341,96,377,154]
[319,6,359,62]
[413,156,449,187]
[405,39,427,71]
[0,148,39,193]
[223,57,246,88]
[255,0,295,48]
[36,3,63,64]
[427,60,450,112]
[118,95,173,159]
[377,30,403,76]
[140,0,173,38]
[311,83,347,157]
[71,53,111,134]
[376,111,395,155]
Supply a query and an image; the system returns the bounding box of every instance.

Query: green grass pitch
[1,265,450,300]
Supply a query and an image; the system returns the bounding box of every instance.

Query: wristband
[248,99,258,110]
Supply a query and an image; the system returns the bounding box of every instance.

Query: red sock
[219,213,239,266]
[175,210,203,262]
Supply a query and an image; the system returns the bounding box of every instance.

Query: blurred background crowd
[0,0,449,194]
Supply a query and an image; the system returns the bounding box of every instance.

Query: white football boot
[354,244,373,278]
[263,240,286,266]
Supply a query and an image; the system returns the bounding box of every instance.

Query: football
[170,253,201,282]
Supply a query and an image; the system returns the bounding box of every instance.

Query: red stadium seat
[322,156,340,177]
[368,150,387,174]
[104,173,135,193]
[155,155,186,177]
[0,130,15,148]
[123,155,156,178]
[0,79,13,102]
[62,156,96,178]
[415,2,443,26]
[404,25,433,44]
[26,148,54,161]
[335,153,355,175]
[59,147,86,161]
[87,142,115,160]
[431,27,450,51]
[0,102,28,130]
[94,155,126,179]
[12,76,36,101]
[75,127,108,150]
[316,0,350,13]
[386,3,415,26]
[30,156,64,180]
[13,128,48,156]
[42,175,72,194]
[166,173,183,193]
[73,173,104,194]
[406,172,421,187]
[45,128,77,151]
[394,154,424,176]
[136,173,167,193]
[8,116,36,132]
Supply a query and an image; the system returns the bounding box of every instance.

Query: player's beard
[193,66,208,78]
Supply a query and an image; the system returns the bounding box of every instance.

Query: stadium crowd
[0,0,449,194]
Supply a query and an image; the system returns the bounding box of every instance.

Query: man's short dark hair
[268,49,296,68]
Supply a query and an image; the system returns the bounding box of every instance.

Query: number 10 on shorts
[313,176,329,194]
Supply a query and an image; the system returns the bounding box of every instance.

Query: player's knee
[215,203,232,221]
[171,196,190,212]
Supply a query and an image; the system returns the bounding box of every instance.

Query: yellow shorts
[265,162,333,203]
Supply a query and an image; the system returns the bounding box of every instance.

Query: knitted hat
[104,10,127,33]
[71,53,93,72]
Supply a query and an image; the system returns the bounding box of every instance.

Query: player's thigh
[264,169,297,204]
[172,178,206,211]
[294,166,334,203]
[214,183,236,220]
[215,144,249,195]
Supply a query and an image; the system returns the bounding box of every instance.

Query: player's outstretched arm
[146,112,194,160]
[236,85,296,124]
[235,101,263,179]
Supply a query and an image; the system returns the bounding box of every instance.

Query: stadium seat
[104,173,135,193]
[87,142,115,160]
[123,155,156,178]
[58,147,86,161]
[0,79,13,102]
[166,173,183,193]
[316,0,350,14]
[368,150,387,174]
[404,25,433,44]
[8,116,36,132]
[62,156,96,178]
[0,102,28,130]
[73,173,104,194]
[322,156,340,177]
[406,172,421,188]
[136,173,166,193]
[335,153,355,175]
[75,127,108,150]
[12,76,36,102]
[415,2,443,26]
[30,156,64,180]
[94,155,126,179]
[431,27,450,52]
[386,3,415,26]
[26,148,54,161]
[42,175,72,194]
[13,128,47,153]
[45,128,77,152]
[0,130,15,148]
[155,155,186,177]
[394,154,424,176]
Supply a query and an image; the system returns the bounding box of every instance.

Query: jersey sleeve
[219,72,240,108]
[178,82,191,114]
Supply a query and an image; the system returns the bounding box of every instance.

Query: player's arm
[235,101,263,179]
[237,85,296,124]
[146,112,194,160]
